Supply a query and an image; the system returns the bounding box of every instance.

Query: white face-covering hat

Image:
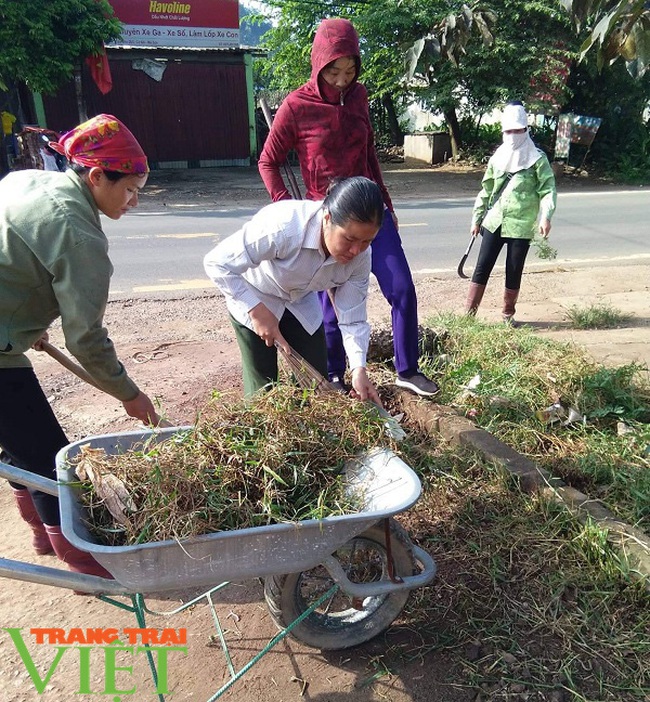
[501,103,529,131]
[491,103,542,173]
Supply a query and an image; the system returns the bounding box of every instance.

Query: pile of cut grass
[74,386,395,546]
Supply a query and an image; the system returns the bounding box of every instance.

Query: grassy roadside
[417,315,650,532]
[364,316,649,700]
[395,444,649,701]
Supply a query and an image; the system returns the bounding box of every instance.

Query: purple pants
[320,210,420,379]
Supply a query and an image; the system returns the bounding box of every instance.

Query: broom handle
[259,97,303,200]
[40,340,103,390]
[40,340,173,428]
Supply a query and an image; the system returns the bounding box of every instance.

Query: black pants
[0,367,67,524]
[230,309,328,397]
[472,226,531,290]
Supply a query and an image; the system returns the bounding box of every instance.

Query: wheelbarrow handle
[0,556,129,595]
[259,97,302,200]
[0,459,59,495]
[457,234,477,279]
[321,544,436,598]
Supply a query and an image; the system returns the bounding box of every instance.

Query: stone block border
[398,392,650,588]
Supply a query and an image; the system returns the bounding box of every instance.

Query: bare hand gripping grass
[72,387,397,546]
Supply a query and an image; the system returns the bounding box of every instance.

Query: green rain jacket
[472,151,557,240]
[0,169,138,401]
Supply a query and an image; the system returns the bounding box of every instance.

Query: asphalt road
[103,189,649,297]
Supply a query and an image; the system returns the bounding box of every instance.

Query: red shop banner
[108,0,240,48]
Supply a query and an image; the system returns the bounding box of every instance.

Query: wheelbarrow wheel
[263,518,416,650]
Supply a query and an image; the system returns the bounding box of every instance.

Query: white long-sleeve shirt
[203,199,371,370]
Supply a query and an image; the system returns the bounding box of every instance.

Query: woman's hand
[249,302,287,350]
[539,218,552,238]
[470,223,481,237]
[31,332,49,351]
[122,391,163,426]
[349,367,383,407]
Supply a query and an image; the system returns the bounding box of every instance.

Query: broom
[275,342,406,440]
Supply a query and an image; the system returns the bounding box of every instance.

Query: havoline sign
[108,0,240,48]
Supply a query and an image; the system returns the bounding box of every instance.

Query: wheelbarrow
[0,426,436,699]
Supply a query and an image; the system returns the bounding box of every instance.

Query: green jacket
[472,152,557,239]
[0,169,139,401]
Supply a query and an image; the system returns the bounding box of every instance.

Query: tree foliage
[0,0,122,93]
[254,0,646,177]
[408,0,576,119]
[259,1,479,98]
[240,4,273,47]
[561,0,650,77]
[564,53,650,178]
[256,0,578,151]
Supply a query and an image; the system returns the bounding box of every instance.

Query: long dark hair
[323,177,384,228]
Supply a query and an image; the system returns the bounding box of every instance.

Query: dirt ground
[1,163,648,701]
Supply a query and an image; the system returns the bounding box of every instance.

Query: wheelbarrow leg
[133,594,166,702]
[383,517,405,584]
[99,594,166,702]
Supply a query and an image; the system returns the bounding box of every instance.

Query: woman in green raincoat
[465,102,557,324]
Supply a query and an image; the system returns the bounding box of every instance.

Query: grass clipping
[72,387,395,547]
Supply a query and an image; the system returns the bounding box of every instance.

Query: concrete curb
[398,392,650,587]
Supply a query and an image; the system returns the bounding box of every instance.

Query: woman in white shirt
[204,176,383,405]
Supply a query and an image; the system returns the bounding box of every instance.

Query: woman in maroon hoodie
[259,18,439,397]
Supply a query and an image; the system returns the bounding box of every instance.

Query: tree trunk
[443,107,462,160]
[74,66,88,124]
[381,94,404,146]
[17,82,37,124]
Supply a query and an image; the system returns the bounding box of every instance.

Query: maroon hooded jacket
[258,18,393,210]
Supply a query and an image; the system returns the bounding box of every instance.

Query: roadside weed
[579,364,649,422]
[566,303,631,329]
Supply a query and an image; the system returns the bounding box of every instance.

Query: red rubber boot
[465,282,486,316]
[503,287,520,325]
[12,488,54,555]
[44,525,113,580]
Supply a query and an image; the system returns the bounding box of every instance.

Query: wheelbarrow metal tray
[56,427,421,594]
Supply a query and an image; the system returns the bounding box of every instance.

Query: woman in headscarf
[258,18,439,398]
[0,114,161,583]
[466,102,557,323]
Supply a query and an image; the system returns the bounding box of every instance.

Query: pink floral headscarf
[50,114,149,175]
